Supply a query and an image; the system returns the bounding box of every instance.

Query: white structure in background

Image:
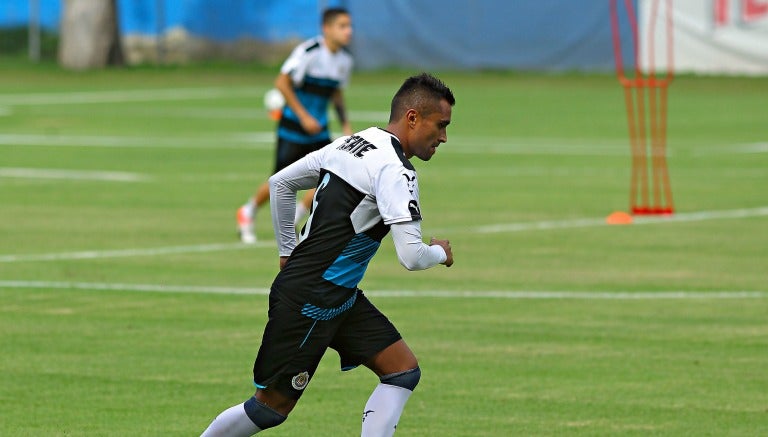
[641,0,768,75]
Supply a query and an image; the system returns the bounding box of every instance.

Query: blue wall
[118,0,341,42]
[1,0,60,29]
[1,0,636,72]
[346,0,636,71]
[0,0,339,41]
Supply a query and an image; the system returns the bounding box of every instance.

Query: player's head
[389,73,455,161]
[322,8,352,50]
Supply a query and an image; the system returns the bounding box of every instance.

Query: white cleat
[239,228,257,244]
[237,206,257,244]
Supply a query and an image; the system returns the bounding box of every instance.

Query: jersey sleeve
[269,146,327,256]
[339,54,353,88]
[374,162,422,226]
[390,221,447,270]
[280,43,312,85]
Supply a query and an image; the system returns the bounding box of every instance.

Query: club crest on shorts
[291,371,310,390]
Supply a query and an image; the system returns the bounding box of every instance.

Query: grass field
[1,59,767,436]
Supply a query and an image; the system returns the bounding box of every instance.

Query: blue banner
[1,0,635,72]
[346,0,636,71]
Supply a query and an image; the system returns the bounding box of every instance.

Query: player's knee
[380,366,421,391]
[243,396,287,430]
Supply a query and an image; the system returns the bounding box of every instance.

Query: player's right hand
[430,237,453,267]
[300,114,323,135]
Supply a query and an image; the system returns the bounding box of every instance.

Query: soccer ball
[263,88,285,121]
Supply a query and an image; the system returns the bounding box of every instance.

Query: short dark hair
[322,7,349,26]
[389,73,455,122]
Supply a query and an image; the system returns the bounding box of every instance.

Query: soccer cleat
[237,206,256,244]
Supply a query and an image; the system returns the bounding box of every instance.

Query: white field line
[0,280,270,295]
[0,280,765,299]
[0,132,275,149]
[0,87,265,106]
[350,110,390,122]
[470,206,768,234]
[694,142,768,155]
[155,108,391,122]
[3,130,762,157]
[1,87,760,155]
[0,167,149,182]
[445,137,629,156]
[20,106,389,123]
[1,206,766,264]
[0,85,399,106]
[0,242,273,263]
[0,132,630,156]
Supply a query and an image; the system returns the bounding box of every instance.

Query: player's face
[407,99,452,161]
[324,14,353,48]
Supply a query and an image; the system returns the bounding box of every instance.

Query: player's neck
[385,124,412,159]
[324,39,341,53]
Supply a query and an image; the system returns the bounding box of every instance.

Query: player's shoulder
[330,128,388,160]
[295,36,323,54]
[354,127,393,154]
[356,128,414,171]
[355,126,389,143]
[337,46,354,63]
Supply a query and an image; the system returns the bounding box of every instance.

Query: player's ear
[407,109,418,128]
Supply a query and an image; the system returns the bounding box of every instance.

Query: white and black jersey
[269,127,425,308]
[278,36,353,144]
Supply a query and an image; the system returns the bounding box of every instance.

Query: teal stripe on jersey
[282,93,328,126]
[304,75,341,89]
[322,233,380,288]
[277,126,330,144]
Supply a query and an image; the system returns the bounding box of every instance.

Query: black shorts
[252,288,402,400]
[274,137,330,173]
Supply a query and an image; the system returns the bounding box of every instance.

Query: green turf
[1,60,767,435]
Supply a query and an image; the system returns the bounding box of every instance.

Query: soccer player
[201,73,455,436]
[237,7,354,243]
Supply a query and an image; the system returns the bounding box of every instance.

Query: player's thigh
[253,291,337,401]
[329,291,405,372]
[365,339,418,377]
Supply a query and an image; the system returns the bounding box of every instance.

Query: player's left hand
[429,237,453,267]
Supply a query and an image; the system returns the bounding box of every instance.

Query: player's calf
[200,396,286,436]
[243,396,287,431]
[361,367,421,437]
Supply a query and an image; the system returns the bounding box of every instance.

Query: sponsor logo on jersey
[408,200,422,220]
[402,173,416,194]
[291,371,310,390]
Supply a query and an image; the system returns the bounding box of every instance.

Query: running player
[237,7,354,243]
[201,73,455,436]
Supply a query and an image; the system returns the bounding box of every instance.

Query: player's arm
[274,73,322,135]
[375,160,452,269]
[390,221,453,270]
[269,149,324,258]
[331,89,352,136]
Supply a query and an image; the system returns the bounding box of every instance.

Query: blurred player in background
[201,73,455,436]
[237,7,354,243]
